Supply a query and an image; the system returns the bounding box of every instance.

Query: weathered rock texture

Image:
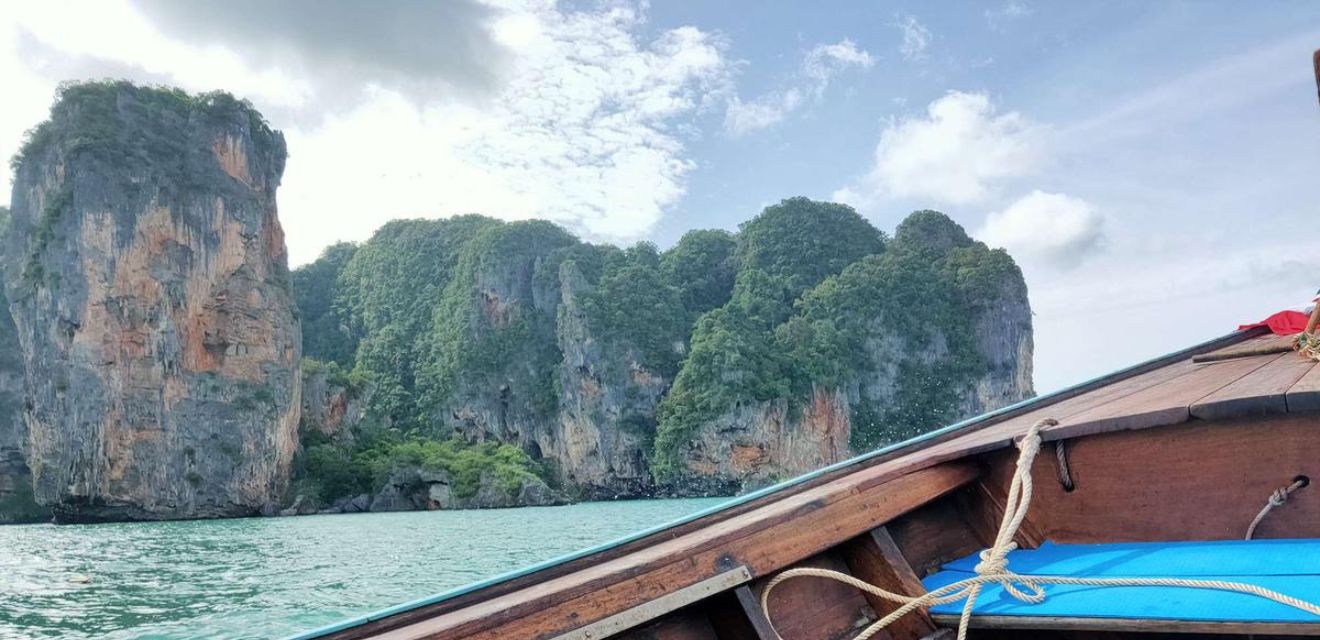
[681,388,852,495]
[0,213,45,523]
[299,364,370,444]
[429,222,576,450]
[4,82,300,522]
[550,262,666,498]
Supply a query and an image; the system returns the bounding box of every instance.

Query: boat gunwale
[287,326,1265,640]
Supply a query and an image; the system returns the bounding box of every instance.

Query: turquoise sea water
[0,498,727,640]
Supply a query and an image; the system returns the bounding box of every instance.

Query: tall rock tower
[4,82,301,522]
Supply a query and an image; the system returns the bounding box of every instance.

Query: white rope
[1245,478,1307,540]
[1053,440,1073,491]
[760,418,1320,640]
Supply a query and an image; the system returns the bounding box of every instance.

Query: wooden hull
[291,328,1320,640]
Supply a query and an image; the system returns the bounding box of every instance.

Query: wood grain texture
[1288,360,1320,413]
[912,357,1204,464]
[552,567,749,640]
[838,527,935,640]
[886,488,987,579]
[992,415,1320,543]
[1046,354,1277,441]
[755,553,876,640]
[1192,332,1295,362]
[1190,352,1314,421]
[368,462,977,640]
[932,613,1320,636]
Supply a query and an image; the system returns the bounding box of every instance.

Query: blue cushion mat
[922,539,1320,623]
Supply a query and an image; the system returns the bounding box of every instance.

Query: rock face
[0,219,45,524]
[682,388,852,495]
[4,82,300,522]
[550,262,666,498]
[299,363,370,444]
[426,222,577,469]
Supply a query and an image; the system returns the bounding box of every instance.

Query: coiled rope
[760,418,1320,640]
[1296,332,1320,362]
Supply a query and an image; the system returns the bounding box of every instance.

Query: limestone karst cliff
[290,199,1033,506]
[656,209,1034,491]
[0,208,44,524]
[0,80,1033,522]
[3,82,300,522]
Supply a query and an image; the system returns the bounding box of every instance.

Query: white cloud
[803,39,875,89]
[984,2,1032,31]
[724,38,872,136]
[725,89,805,137]
[896,15,931,61]
[0,1,733,265]
[836,91,1042,207]
[977,190,1105,269]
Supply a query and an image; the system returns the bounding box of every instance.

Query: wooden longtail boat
[287,318,1320,640]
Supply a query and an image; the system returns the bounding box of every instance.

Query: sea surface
[0,498,727,640]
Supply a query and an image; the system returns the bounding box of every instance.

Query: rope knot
[1270,488,1290,507]
[973,550,1010,576]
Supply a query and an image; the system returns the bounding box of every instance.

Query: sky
[2,0,1319,393]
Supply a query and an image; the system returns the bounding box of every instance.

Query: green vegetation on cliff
[11,80,280,186]
[293,242,358,366]
[294,430,544,505]
[334,216,499,427]
[652,199,886,478]
[290,198,1028,497]
[417,220,577,421]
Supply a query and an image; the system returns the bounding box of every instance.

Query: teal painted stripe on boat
[285,328,1256,640]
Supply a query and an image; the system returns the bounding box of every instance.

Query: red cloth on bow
[1238,310,1311,335]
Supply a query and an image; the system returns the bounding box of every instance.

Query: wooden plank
[552,567,750,640]
[726,587,777,640]
[999,415,1320,543]
[838,527,937,640]
[1287,361,1320,413]
[931,613,1320,636]
[755,553,875,640]
[972,476,1046,549]
[1192,332,1294,362]
[1045,353,1277,442]
[914,357,1205,462]
[887,488,987,579]
[368,462,978,640]
[1190,352,1314,421]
